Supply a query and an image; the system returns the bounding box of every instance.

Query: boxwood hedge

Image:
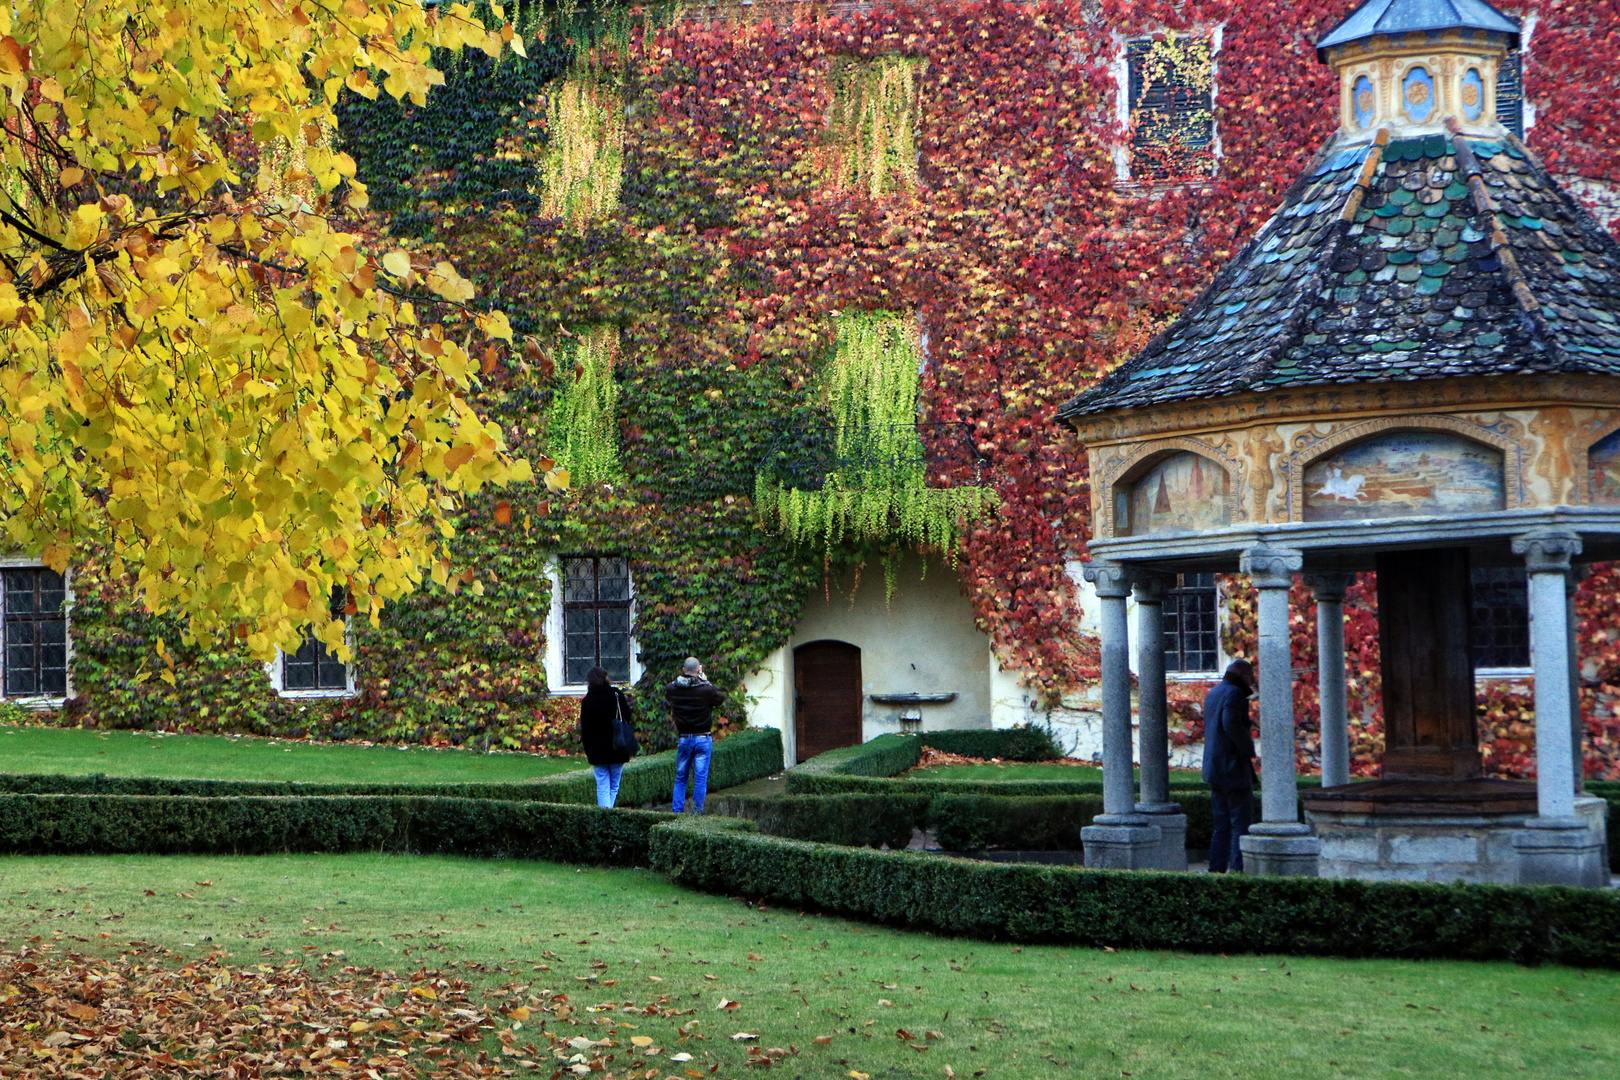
[648,816,1620,967]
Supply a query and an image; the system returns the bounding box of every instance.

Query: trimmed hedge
[0,727,785,806]
[648,816,1620,967]
[929,794,1104,852]
[707,793,931,850]
[0,794,672,864]
[785,730,1071,795]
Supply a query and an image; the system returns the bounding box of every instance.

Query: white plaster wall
[789,553,992,741]
[742,644,793,767]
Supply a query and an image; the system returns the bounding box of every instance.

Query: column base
[1239,823,1321,877]
[1081,814,1163,871]
[1135,803,1188,872]
[1514,816,1609,888]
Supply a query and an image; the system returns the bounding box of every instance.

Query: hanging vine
[547,326,624,486]
[821,56,924,199]
[540,64,625,231]
[755,311,996,577]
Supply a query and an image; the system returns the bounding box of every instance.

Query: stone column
[1237,546,1320,877]
[1133,573,1186,871]
[1511,531,1606,887]
[1303,572,1354,788]
[1079,561,1161,870]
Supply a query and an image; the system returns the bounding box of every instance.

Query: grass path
[0,725,583,784]
[0,853,1613,1079]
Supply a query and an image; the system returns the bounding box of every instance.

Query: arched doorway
[793,640,862,764]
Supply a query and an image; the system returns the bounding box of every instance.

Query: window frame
[0,559,73,706]
[1111,25,1223,186]
[1162,571,1222,678]
[543,555,642,695]
[266,589,356,699]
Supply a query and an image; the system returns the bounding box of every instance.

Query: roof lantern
[1316,0,1521,142]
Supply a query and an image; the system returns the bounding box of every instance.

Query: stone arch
[1286,415,1522,521]
[1106,438,1241,538]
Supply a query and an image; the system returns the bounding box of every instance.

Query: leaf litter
[0,941,698,1078]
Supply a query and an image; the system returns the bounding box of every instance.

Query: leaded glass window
[1472,566,1529,670]
[562,556,632,685]
[280,589,350,693]
[3,568,68,698]
[1164,572,1219,674]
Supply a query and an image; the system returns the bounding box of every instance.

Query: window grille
[1163,572,1219,674]
[2,568,68,698]
[1496,52,1524,139]
[281,588,350,692]
[562,556,632,685]
[1471,566,1529,670]
[1126,37,1215,180]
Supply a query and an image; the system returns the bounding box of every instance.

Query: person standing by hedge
[579,667,635,808]
[665,657,723,813]
[1201,659,1257,873]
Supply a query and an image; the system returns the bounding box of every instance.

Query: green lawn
[0,725,584,784]
[0,852,1613,1080]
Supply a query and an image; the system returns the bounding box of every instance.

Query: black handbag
[611,690,640,760]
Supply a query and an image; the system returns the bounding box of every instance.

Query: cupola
[1316,0,1522,141]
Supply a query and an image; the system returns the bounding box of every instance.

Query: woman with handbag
[578,666,637,807]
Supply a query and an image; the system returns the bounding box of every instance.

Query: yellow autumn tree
[0,0,562,667]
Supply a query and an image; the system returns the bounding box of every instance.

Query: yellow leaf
[284,580,311,610]
[382,250,411,279]
[410,985,437,1000]
[59,166,84,186]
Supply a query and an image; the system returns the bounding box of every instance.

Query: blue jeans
[673,735,713,813]
[594,764,623,808]
[1208,785,1253,873]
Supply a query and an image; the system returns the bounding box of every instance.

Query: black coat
[1200,674,1257,790]
[579,685,634,766]
[664,675,724,735]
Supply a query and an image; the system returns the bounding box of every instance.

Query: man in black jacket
[665,657,724,813]
[1201,659,1257,873]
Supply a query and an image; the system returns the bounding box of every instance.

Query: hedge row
[784,730,1064,795]
[0,727,786,806]
[0,794,672,864]
[647,817,1620,967]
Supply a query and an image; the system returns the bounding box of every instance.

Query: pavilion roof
[1315,0,1520,59]
[1057,130,1620,423]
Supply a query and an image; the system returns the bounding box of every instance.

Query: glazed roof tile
[1057,128,1620,422]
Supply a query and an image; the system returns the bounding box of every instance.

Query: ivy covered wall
[45,2,1620,775]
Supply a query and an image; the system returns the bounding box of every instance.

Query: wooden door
[794,641,863,764]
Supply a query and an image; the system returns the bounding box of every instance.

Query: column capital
[1131,572,1172,604]
[1082,560,1133,599]
[1301,570,1355,604]
[1240,546,1303,590]
[1512,530,1582,574]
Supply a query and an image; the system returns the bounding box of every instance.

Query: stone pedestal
[1239,822,1321,877]
[1134,802,1188,871]
[1081,814,1163,870]
[1515,814,1610,889]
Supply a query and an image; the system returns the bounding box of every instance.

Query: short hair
[586,666,611,689]
[1226,659,1254,680]
[683,657,702,675]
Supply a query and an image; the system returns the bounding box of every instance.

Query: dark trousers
[1208,785,1254,873]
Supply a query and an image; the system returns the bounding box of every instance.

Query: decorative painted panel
[1460,67,1485,123]
[1353,74,1377,129]
[1592,428,1620,505]
[1126,452,1230,535]
[1402,66,1435,124]
[1303,431,1504,521]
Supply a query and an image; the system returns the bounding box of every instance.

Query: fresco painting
[1304,431,1504,521]
[1127,452,1230,535]
[1592,429,1620,505]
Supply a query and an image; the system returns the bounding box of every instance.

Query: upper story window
[3,567,69,699]
[1496,52,1525,140]
[1125,32,1217,182]
[1163,572,1220,675]
[562,556,632,686]
[271,588,353,697]
[1472,566,1529,671]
